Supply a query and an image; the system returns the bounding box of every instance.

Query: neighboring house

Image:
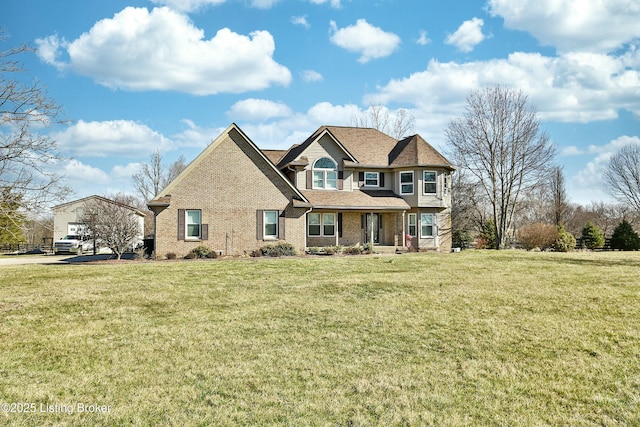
[52,195,146,248]
[148,123,455,258]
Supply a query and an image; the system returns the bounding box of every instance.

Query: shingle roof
[276,125,454,170]
[301,189,410,210]
[389,134,455,169]
[261,149,288,165]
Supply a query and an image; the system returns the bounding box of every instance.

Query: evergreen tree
[610,220,640,251]
[581,221,605,250]
[555,224,576,252]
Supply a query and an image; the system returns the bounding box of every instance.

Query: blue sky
[3,0,640,205]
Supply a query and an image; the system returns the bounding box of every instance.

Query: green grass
[1,251,639,426]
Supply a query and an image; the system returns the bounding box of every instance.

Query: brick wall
[154,129,306,258]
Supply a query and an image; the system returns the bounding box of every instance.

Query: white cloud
[561,146,585,156]
[111,162,143,180]
[53,120,172,158]
[151,0,225,12]
[62,159,111,184]
[249,0,281,8]
[569,136,640,203]
[309,0,342,8]
[301,70,323,82]
[36,7,291,95]
[488,0,640,53]
[445,17,486,53]
[227,99,292,121]
[291,15,310,28]
[172,120,227,149]
[329,19,401,63]
[417,30,431,46]
[369,51,640,124]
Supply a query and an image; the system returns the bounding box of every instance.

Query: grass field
[1,250,639,426]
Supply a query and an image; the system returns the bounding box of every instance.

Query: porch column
[369,211,374,245]
[402,211,406,248]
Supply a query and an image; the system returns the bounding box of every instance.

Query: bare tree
[446,86,555,249]
[1,34,69,239]
[549,165,569,226]
[82,193,144,260]
[132,150,186,202]
[351,103,415,140]
[604,144,640,212]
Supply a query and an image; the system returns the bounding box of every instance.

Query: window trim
[312,157,338,190]
[364,171,380,187]
[400,171,414,195]
[308,212,336,237]
[420,212,435,238]
[186,209,202,240]
[423,171,437,195]
[263,210,279,240]
[408,213,417,237]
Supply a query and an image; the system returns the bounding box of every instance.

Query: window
[423,171,437,194]
[408,213,417,237]
[421,213,434,237]
[186,210,201,239]
[364,172,379,187]
[400,171,414,195]
[308,213,321,236]
[312,158,337,189]
[308,213,336,236]
[323,213,335,235]
[263,211,278,239]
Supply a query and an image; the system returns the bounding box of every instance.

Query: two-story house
[148,123,454,258]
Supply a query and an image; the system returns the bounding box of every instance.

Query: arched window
[312,157,337,189]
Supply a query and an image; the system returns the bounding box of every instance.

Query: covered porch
[299,189,412,250]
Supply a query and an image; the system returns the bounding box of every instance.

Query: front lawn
[1,251,639,425]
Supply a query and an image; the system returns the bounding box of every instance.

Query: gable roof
[389,134,455,170]
[277,125,453,170]
[276,126,361,168]
[149,123,308,207]
[53,195,146,216]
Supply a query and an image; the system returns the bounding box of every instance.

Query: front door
[364,213,381,244]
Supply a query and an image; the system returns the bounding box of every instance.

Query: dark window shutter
[338,213,343,238]
[338,171,344,190]
[201,224,208,241]
[279,211,285,239]
[256,210,263,240]
[380,172,385,187]
[178,209,185,240]
[361,214,365,229]
[358,172,364,187]
[306,169,313,189]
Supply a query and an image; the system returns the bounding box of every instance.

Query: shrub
[166,252,177,260]
[259,242,297,257]
[554,224,576,252]
[581,221,605,250]
[184,252,197,259]
[518,222,558,251]
[344,246,362,255]
[610,220,640,251]
[189,245,215,259]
